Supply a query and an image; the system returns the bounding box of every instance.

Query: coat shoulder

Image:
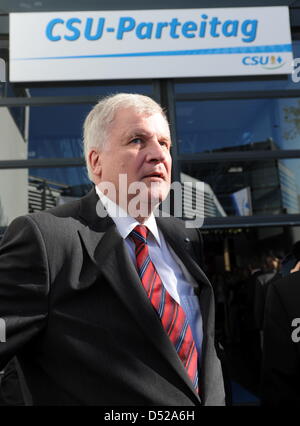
[272,271,300,297]
[267,271,300,321]
[156,215,204,267]
[157,215,202,238]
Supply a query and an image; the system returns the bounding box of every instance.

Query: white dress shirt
[95,185,203,360]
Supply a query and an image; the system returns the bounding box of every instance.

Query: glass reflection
[181,158,300,217]
[176,98,300,153]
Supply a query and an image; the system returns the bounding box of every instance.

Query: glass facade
[172,40,300,224]
[176,98,300,154]
[4,71,300,221]
[181,158,300,217]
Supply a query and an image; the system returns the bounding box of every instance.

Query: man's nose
[146,140,169,163]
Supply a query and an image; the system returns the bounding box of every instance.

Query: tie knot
[130,225,149,246]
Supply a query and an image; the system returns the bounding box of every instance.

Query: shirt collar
[95,185,161,246]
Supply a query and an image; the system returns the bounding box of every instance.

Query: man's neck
[95,184,156,222]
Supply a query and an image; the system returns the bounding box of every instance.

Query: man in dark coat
[0,93,225,405]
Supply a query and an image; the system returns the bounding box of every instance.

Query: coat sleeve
[0,215,49,371]
[261,280,300,405]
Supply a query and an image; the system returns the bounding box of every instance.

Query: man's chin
[127,187,169,218]
[147,185,170,205]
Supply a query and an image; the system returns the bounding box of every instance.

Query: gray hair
[83,93,168,181]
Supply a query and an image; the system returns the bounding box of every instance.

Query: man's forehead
[125,124,170,136]
[114,106,165,121]
[113,108,170,133]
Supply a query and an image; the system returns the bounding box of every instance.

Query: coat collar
[77,189,210,288]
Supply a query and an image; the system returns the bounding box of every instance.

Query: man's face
[95,107,172,215]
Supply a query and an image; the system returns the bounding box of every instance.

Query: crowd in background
[210,241,300,397]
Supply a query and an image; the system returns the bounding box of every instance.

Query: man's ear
[89,149,102,178]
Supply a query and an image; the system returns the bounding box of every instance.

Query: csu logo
[242,55,285,70]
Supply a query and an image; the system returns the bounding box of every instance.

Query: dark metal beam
[0,158,85,169]
[178,150,300,162]
[2,150,300,169]
[176,90,300,101]
[0,96,100,107]
[202,214,300,229]
[1,88,300,108]
[0,0,295,15]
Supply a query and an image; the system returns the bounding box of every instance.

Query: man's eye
[160,141,170,148]
[131,138,143,144]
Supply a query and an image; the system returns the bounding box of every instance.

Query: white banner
[9,7,293,82]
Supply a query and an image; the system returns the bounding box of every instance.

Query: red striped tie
[130,225,199,392]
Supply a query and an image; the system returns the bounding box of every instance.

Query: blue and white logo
[242,54,286,69]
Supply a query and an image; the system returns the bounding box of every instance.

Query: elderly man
[0,93,225,405]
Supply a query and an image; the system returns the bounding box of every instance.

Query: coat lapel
[77,190,200,402]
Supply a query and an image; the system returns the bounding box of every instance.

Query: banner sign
[9,7,293,82]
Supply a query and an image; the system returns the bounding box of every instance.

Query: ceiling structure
[0,0,298,14]
[1,0,299,36]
